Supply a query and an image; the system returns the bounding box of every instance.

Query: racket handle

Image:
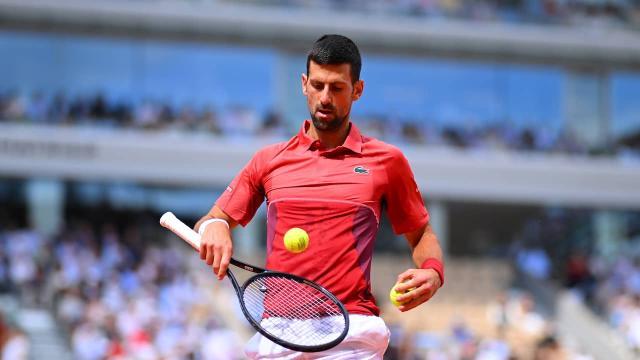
[159,212,201,250]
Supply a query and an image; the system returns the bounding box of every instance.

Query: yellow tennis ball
[390,283,414,307]
[389,285,405,307]
[283,227,309,253]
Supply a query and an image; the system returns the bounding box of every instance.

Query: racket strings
[255,277,342,319]
[243,276,346,346]
[245,277,342,318]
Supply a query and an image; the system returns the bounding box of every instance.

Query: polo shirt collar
[298,119,363,154]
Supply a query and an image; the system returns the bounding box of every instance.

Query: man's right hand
[199,220,233,280]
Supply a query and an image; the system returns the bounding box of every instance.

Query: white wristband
[198,218,230,236]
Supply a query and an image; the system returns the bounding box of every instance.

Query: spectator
[0,313,28,360]
[534,335,566,360]
[516,246,551,280]
[565,250,596,300]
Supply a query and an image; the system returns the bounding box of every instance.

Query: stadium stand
[236,0,640,28]
[1,0,639,359]
[1,89,636,158]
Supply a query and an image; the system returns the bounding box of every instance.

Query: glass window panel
[611,72,640,138]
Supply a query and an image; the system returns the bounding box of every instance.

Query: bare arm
[407,223,442,269]
[394,223,444,312]
[195,205,239,280]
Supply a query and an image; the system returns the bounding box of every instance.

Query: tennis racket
[159,212,349,352]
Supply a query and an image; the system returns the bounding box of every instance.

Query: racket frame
[226,258,350,352]
[159,212,350,353]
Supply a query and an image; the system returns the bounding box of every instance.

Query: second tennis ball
[283,227,309,253]
[389,285,405,307]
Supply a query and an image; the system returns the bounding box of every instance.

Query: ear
[301,73,308,96]
[352,80,364,101]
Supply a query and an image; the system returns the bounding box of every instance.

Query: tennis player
[195,34,444,359]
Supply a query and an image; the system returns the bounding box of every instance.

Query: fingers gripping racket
[159,212,349,352]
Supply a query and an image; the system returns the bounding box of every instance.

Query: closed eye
[309,81,347,92]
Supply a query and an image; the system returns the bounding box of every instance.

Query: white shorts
[244,315,390,360]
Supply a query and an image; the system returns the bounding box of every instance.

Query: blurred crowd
[511,209,595,284]
[512,209,640,356]
[385,290,574,359]
[594,256,640,355]
[240,0,640,28]
[0,208,589,359]
[356,116,611,156]
[0,91,287,139]
[590,214,640,355]
[0,213,247,359]
[3,90,636,158]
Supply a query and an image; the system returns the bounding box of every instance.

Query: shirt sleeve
[215,151,266,227]
[384,148,429,234]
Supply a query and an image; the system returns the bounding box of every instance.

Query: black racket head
[239,272,349,353]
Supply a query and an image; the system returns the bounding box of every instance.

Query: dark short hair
[306,34,361,83]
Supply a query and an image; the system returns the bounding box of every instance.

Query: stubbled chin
[313,119,332,130]
[311,116,344,132]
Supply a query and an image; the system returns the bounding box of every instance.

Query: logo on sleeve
[353,166,370,175]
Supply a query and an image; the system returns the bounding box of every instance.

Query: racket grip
[159,212,201,250]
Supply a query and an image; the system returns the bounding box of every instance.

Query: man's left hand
[393,268,442,312]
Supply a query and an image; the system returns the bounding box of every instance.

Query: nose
[319,88,331,106]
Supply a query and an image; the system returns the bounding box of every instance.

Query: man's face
[302,61,364,132]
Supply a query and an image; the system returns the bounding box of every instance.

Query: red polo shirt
[216,120,429,316]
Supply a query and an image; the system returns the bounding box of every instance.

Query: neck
[307,120,351,150]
